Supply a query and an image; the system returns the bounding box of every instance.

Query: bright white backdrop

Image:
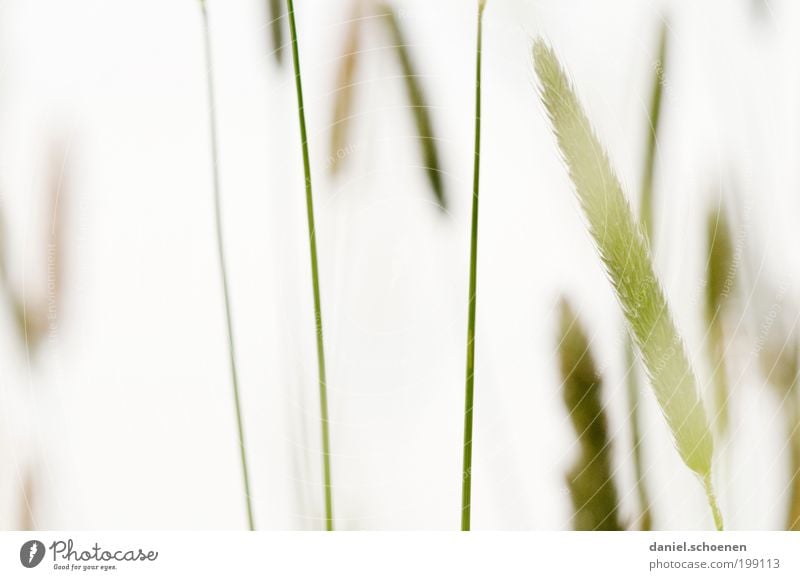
[0,0,798,530]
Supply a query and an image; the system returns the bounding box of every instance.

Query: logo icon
[20,540,46,568]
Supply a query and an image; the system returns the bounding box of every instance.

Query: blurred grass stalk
[624,21,667,530]
[199,0,255,530]
[378,1,447,209]
[329,0,364,175]
[461,0,486,532]
[705,207,735,436]
[533,39,723,530]
[777,359,800,532]
[557,299,623,530]
[0,141,68,354]
[790,402,800,530]
[268,0,286,65]
[759,320,800,529]
[328,1,448,209]
[286,0,334,531]
[18,469,35,530]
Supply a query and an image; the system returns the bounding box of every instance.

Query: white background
[0,0,799,530]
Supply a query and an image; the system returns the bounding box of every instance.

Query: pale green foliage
[533,40,722,529]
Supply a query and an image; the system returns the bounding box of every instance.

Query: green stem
[702,474,724,531]
[625,22,666,530]
[286,0,334,531]
[199,0,255,531]
[461,0,485,532]
[639,21,666,242]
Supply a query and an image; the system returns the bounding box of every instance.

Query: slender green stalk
[199,0,255,531]
[534,39,723,529]
[702,474,724,531]
[625,22,667,530]
[286,0,334,531]
[461,0,486,532]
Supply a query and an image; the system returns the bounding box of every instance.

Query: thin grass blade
[286,0,334,531]
[460,0,486,531]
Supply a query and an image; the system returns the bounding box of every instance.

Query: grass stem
[625,22,666,529]
[199,0,255,531]
[286,0,334,531]
[703,474,724,531]
[268,0,286,66]
[461,0,486,532]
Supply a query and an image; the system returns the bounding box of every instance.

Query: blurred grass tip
[329,1,364,175]
[532,39,723,530]
[705,205,736,435]
[268,0,286,65]
[756,308,800,531]
[790,432,800,530]
[759,320,799,395]
[557,299,623,531]
[639,20,667,241]
[378,2,447,210]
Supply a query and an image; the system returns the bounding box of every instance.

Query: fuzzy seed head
[533,39,715,480]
